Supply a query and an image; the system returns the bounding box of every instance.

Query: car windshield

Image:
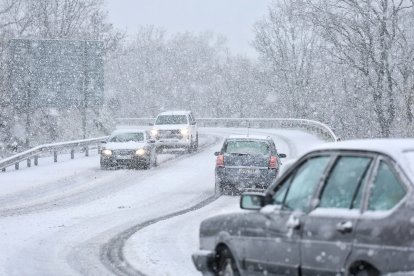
[109,133,144,142]
[225,140,269,155]
[155,115,188,125]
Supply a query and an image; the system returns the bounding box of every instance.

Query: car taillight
[269,156,278,169]
[216,154,224,167]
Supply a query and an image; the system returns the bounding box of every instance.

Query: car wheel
[215,180,223,196]
[216,248,240,276]
[354,269,379,276]
[143,160,151,170]
[350,262,380,276]
[193,133,199,151]
[101,160,113,170]
[220,184,238,196]
[153,154,158,167]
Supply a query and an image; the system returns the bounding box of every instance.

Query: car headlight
[150,129,158,136]
[180,128,189,135]
[135,148,146,156]
[102,149,112,156]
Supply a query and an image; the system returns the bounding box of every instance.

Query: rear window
[225,140,270,155]
[155,115,188,125]
[109,133,144,142]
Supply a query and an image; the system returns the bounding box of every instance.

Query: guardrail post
[85,147,89,157]
[71,149,75,159]
[97,144,101,153]
[2,168,5,172]
[34,155,38,166]
[15,163,19,170]
[54,151,57,162]
[27,158,31,168]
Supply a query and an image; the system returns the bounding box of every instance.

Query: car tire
[100,160,112,170]
[350,263,380,276]
[193,133,199,151]
[215,180,223,196]
[143,160,151,170]
[216,247,240,276]
[153,154,158,167]
[187,135,196,153]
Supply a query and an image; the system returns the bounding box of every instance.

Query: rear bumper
[192,250,216,275]
[216,167,277,190]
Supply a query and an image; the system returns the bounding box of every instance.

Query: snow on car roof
[227,135,271,140]
[309,139,414,159]
[157,110,191,116]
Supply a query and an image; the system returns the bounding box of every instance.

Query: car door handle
[336,221,353,234]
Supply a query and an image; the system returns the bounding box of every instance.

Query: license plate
[116,156,132,160]
[240,168,256,174]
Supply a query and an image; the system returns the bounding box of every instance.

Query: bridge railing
[116,117,339,142]
[0,136,107,172]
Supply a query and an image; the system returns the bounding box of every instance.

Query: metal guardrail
[0,117,338,172]
[116,117,339,142]
[0,136,108,172]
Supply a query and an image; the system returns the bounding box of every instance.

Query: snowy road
[0,127,323,275]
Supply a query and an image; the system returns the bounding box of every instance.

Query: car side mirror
[278,153,287,158]
[100,140,107,144]
[240,193,266,210]
[214,151,221,156]
[191,121,196,125]
[147,139,156,144]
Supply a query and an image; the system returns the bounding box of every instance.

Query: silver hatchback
[193,139,414,276]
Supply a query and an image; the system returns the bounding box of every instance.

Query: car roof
[157,110,191,116]
[227,135,272,141]
[307,139,414,178]
[309,139,414,158]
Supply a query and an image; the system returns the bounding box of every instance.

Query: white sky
[105,0,273,58]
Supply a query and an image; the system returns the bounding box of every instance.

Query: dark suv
[215,135,286,195]
[193,139,414,276]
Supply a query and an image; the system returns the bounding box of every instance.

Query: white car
[151,111,198,153]
[100,129,157,170]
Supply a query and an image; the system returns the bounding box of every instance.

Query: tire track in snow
[99,130,299,276]
[0,134,219,218]
[100,195,218,276]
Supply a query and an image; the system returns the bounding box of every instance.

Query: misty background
[1,0,414,158]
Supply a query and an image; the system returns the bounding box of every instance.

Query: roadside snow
[123,127,324,275]
[0,128,324,275]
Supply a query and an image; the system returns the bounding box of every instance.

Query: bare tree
[306,0,414,137]
[253,0,320,118]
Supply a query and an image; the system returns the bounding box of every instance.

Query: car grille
[113,149,135,156]
[158,130,182,139]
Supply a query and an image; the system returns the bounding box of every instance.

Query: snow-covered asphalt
[0,127,323,275]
